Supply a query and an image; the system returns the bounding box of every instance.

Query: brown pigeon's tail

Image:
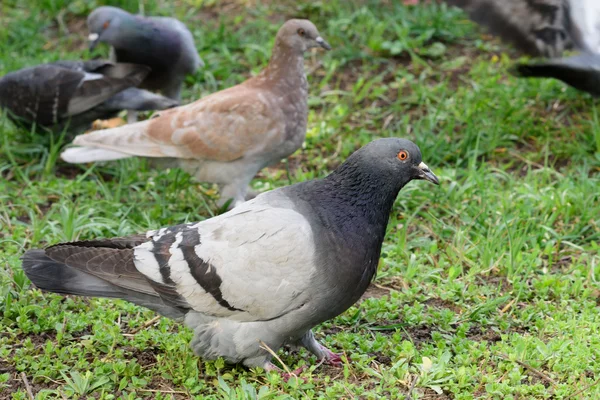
[61,116,169,163]
[60,146,133,163]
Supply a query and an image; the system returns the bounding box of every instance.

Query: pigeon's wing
[149,16,203,70]
[445,0,572,57]
[511,53,600,96]
[70,84,286,162]
[65,62,150,117]
[0,65,83,125]
[22,230,191,319]
[0,62,150,126]
[132,196,316,321]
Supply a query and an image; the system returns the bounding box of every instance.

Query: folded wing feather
[70,85,285,162]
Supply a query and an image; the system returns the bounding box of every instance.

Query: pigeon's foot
[321,348,343,367]
[90,117,126,131]
[264,362,306,381]
[298,330,343,367]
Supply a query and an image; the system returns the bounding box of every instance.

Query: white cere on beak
[88,33,99,41]
[418,162,430,171]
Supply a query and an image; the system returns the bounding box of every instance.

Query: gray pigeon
[511,53,600,96]
[445,0,575,58]
[445,0,600,95]
[0,60,178,133]
[22,138,439,371]
[62,19,331,208]
[87,6,204,102]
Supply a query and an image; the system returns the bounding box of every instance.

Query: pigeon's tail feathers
[67,117,171,158]
[22,249,131,298]
[22,249,187,320]
[511,56,600,97]
[510,63,564,78]
[61,146,132,163]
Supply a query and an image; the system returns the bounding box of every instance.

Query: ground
[1,0,600,399]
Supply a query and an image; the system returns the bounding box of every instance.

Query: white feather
[133,241,164,284]
[61,147,132,163]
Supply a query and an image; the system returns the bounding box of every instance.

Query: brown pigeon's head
[275,19,331,53]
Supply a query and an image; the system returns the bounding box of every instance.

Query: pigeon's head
[345,138,439,187]
[276,19,331,53]
[87,6,131,50]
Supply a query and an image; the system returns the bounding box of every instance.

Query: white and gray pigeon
[0,60,178,133]
[61,19,331,208]
[87,6,203,102]
[21,138,439,372]
[446,0,600,96]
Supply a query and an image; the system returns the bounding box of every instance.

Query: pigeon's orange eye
[397,150,408,161]
[103,21,110,29]
[297,28,305,37]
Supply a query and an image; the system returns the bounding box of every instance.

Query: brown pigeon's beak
[416,162,439,185]
[316,36,331,51]
[88,33,100,51]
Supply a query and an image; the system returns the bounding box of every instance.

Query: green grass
[2,0,600,398]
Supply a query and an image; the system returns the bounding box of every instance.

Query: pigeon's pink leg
[300,330,343,366]
[319,345,343,366]
[264,362,306,380]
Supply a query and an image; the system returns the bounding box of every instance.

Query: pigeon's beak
[88,33,100,51]
[316,36,332,51]
[416,162,439,185]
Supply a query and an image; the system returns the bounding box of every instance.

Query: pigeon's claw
[264,362,306,381]
[322,350,343,367]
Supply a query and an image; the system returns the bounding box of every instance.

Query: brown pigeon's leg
[219,181,249,209]
[299,330,343,366]
[127,110,138,124]
[245,188,259,200]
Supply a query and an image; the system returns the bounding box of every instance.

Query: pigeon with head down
[0,60,178,133]
[62,19,331,208]
[87,6,203,102]
[23,138,439,372]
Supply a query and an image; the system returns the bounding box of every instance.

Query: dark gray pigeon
[445,0,600,95]
[62,19,331,208]
[445,0,577,58]
[511,53,600,96]
[87,6,204,102]
[0,60,178,133]
[22,138,439,372]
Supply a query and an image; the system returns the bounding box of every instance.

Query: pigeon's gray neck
[322,161,404,229]
[285,160,405,315]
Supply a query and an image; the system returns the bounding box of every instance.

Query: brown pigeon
[62,19,331,207]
